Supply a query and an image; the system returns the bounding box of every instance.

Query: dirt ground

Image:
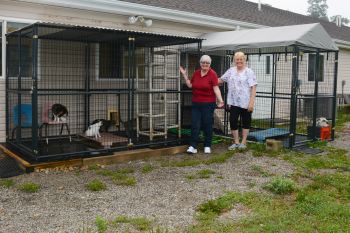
[1,125,349,233]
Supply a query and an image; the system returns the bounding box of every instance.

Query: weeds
[86,179,106,191]
[113,215,152,231]
[95,216,108,233]
[0,179,14,188]
[186,169,216,180]
[264,176,295,195]
[142,164,154,174]
[95,168,137,186]
[18,182,40,193]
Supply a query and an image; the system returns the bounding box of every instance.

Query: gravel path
[2,125,349,233]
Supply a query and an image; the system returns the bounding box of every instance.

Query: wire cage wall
[208,46,338,148]
[6,23,201,161]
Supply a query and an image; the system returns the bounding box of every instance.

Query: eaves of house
[16,0,350,48]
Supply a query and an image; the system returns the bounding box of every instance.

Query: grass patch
[248,142,285,157]
[188,139,350,232]
[88,164,100,171]
[18,182,40,193]
[264,176,295,195]
[95,216,108,233]
[336,107,350,130]
[112,175,136,186]
[95,169,136,186]
[204,151,235,164]
[142,164,154,173]
[186,169,216,180]
[284,146,350,171]
[190,177,350,232]
[113,215,152,231]
[0,179,15,188]
[197,192,255,216]
[117,167,135,174]
[86,179,107,191]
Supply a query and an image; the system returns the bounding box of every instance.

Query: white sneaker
[187,146,197,154]
[204,147,211,154]
[238,143,247,150]
[228,144,239,151]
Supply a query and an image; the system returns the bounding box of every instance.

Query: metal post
[84,43,91,130]
[127,37,134,146]
[289,47,299,148]
[130,37,135,141]
[16,32,22,143]
[223,50,231,136]
[312,49,320,141]
[5,22,9,142]
[271,54,277,128]
[31,24,39,155]
[331,51,339,140]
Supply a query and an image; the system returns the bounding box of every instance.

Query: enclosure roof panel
[7,22,202,46]
[201,23,338,52]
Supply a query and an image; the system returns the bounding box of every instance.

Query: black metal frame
[6,23,201,161]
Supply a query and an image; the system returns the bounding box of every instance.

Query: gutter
[17,0,264,30]
[334,39,350,50]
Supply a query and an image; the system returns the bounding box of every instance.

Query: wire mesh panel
[6,23,201,161]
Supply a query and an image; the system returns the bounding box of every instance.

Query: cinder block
[266,139,282,152]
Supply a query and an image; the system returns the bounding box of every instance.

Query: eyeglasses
[200,61,211,64]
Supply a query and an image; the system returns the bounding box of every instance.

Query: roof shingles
[120,0,350,42]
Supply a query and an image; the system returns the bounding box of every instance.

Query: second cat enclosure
[202,23,339,148]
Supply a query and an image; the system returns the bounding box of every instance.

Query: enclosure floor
[0,143,188,172]
[5,132,190,163]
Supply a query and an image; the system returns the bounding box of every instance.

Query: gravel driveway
[2,124,349,233]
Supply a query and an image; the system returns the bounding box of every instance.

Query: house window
[308,54,324,82]
[266,55,271,75]
[7,22,31,78]
[96,43,146,80]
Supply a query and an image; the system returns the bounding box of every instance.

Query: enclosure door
[249,54,273,121]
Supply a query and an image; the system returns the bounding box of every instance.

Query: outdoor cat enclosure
[6,23,201,161]
[203,23,339,148]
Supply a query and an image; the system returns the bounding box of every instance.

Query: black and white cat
[85,121,103,138]
[91,119,113,133]
[51,103,68,123]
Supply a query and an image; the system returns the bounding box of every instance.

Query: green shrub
[142,164,154,173]
[86,179,107,191]
[95,216,108,233]
[0,179,15,188]
[264,177,295,195]
[18,182,40,193]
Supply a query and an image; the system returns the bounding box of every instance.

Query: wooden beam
[0,144,187,171]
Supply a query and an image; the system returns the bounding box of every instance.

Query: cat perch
[39,102,71,144]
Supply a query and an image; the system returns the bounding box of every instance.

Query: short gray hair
[200,55,212,64]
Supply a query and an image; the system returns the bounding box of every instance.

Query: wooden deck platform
[0,144,187,173]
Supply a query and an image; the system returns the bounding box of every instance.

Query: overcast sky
[248,0,350,20]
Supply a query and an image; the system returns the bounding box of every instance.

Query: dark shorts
[230,106,252,130]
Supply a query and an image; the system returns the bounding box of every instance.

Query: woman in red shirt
[180,55,224,154]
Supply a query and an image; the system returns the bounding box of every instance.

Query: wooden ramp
[0,144,187,173]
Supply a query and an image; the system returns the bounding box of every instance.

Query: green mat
[168,128,224,144]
